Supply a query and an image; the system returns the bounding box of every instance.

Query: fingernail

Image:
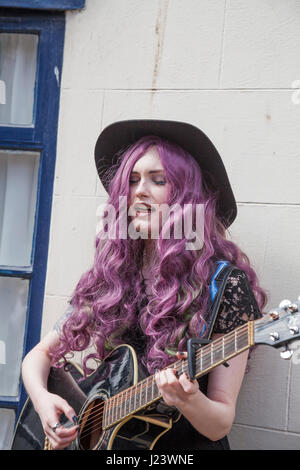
[72,416,78,424]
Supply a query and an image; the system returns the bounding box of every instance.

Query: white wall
[42,0,300,449]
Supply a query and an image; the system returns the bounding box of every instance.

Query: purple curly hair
[49,135,267,376]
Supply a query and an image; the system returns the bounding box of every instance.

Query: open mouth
[133,204,155,214]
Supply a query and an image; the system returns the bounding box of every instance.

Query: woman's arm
[22,330,79,449]
[155,333,249,441]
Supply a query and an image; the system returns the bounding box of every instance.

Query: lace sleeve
[212,269,262,334]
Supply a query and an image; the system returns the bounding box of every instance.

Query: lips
[133,202,155,213]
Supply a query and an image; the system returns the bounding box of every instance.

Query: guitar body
[12,344,179,450]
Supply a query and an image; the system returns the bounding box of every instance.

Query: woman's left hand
[154,352,200,409]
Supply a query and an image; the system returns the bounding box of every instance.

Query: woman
[21,119,267,450]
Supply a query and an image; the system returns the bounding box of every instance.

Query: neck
[142,239,157,269]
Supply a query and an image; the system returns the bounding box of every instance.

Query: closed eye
[129,178,166,185]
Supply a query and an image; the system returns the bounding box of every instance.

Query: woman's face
[128,146,170,238]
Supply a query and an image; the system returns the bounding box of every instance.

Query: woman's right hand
[35,390,79,450]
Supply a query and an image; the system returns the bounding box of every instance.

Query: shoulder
[225,268,252,292]
[223,268,258,306]
[212,267,262,334]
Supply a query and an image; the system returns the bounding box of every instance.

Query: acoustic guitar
[11,298,300,450]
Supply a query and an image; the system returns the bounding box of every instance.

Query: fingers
[155,364,200,408]
[176,351,188,360]
[56,397,77,424]
[155,368,180,389]
[178,372,198,393]
[46,421,78,450]
[44,397,78,449]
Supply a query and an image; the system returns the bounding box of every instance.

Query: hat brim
[94,119,237,228]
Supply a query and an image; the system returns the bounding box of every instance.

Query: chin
[130,219,157,239]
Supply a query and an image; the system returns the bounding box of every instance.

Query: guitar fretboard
[102,322,253,429]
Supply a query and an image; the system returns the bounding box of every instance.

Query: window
[0,9,65,449]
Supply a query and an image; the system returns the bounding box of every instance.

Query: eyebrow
[130,169,165,175]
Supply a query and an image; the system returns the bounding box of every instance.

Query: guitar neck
[103,321,254,430]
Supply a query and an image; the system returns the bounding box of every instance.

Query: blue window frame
[0,9,65,424]
[0,1,85,10]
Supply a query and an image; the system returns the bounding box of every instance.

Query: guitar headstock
[254,297,300,359]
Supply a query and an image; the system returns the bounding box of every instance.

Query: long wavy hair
[49,135,267,376]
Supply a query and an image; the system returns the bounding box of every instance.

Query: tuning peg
[279,300,292,310]
[289,303,299,313]
[280,345,293,360]
[268,309,280,320]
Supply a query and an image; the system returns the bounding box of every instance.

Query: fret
[118,393,121,421]
[112,395,116,423]
[211,343,213,366]
[154,379,159,399]
[141,378,147,406]
[126,388,129,416]
[145,377,148,404]
[119,392,122,420]
[129,386,134,415]
[222,336,225,361]
[151,376,155,402]
[127,387,131,415]
[103,402,106,428]
[200,347,203,372]
[234,330,237,352]
[223,332,236,358]
[134,383,137,411]
[115,394,119,422]
[122,391,125,418]
[237,327,249,349]
[124,389,127,417]
[109,396,113,424]
[122,390,126,418]
[106,398,110,427]
[201,346,211,371]
[133,384,137,411]
[211,339,223,364]
[139,382,142,409]
[110,397,114,425]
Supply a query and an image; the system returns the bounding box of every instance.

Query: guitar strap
[206,260,236,339]
[187,260,236,380]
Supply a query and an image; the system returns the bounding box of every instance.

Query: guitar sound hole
[78,397,104,450]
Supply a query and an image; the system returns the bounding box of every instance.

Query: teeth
[136,206,153,211]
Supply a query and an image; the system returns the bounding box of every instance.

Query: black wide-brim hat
[94,119,237,228]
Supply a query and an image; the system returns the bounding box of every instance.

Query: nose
[134,177,149,198]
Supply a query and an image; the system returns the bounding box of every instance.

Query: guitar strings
[79,330,250,441]
[76,325,249,434]
[77,326,250,441]
[76,326,249,431]
[78,334,250,442]
[76,325,249,437]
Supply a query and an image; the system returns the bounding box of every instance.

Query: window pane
[0,33,38,126]
[0,150,40,267]
[0,408,15,450]
[0,277,29,397]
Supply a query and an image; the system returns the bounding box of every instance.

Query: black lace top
[211,268,262,333]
